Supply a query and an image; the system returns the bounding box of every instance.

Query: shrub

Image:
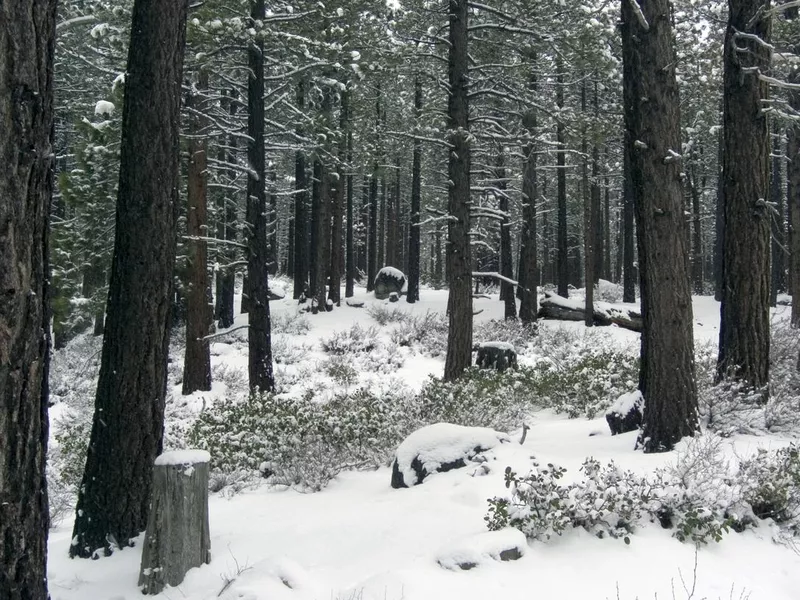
[321,323,380,355]
[272,311,311,335]
[272,334,312,365]
[473,319,537,354]
[367,304,410,326]
[739,445,800,525]
[395,311,449,357]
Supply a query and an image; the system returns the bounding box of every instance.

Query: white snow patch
[607,390,643,417]
[154,449,210,466]
[94,100,115,116]
[477,341,515,352]
[395,423,510,486]
[436,528,527,570]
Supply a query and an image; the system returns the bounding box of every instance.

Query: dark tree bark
[788,78,800,326]
[714,110,724,301]
[622,136,636,303]
[0,0,55,594]
[688,145,705,294]
[497,146,517,319]
[214,90,237,329]
[717,0,771,393]
[621,0,698,453]
[182,71,212,395]
[519,69,538,323]
[434,226,443,284]
[71,0,189,557]
[407,77,423,303]
[329,90,347,305]
[556,66,569,298]
[245,0,274,393]
[771,126,785,306]
[293,80,309,299]
[444,0,473,381]
[582,81,594,326]
[345,100,356,298]
[268,169,278,275]
[603,172,612,280]
[367,164,379,291]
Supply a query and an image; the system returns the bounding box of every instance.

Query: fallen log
[538,291,642,333]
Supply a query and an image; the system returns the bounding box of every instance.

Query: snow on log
[538,292,643,332]
[139,450,211,595]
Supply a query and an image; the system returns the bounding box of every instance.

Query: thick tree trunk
[329,91,347,305]
[408,77,423,303]
[582,81,594,326]
[246,0,274,393]
[519,70,539,323]
[71,0,189,557]
[622,138,636,302]
[689,147,704,294]
[621,0,698,453]
[556,66,569,298]
[788,80,800,326]
[268,169,278,275]
[293,80,309,300]
[0,0,55,594]
[714,111,724,301]
[444,0,473,381]
[717,0,771,394]
[183,71,212,395]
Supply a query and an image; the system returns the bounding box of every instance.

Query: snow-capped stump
[389,291,399,303]
[436,529,527,571]
[474,342,518,372]
[390,423,511,488]
[139,450,211,595]
[374,266,406,300]
[605,390,644,435]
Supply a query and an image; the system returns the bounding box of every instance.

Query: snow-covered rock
[390,423,511,488]
[374,267,406,300]
[605,390,644,435]
[436,529,527,571]
[94,100,115,116]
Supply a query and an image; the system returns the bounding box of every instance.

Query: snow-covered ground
[47,286,800,600]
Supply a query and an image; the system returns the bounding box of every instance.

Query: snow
[394,423,511,487]
[376,266,405,282]
[476,341,515,352]
[93,100,115,116]
[46,289,800,600]
[607,390,643,417]
[154,449,210,466]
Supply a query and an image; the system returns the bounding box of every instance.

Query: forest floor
[46,285,800,600]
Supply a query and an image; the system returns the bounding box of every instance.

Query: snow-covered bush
[416,368,535,432]
[272,311,311,335]
[739,445,800,526]
[321,323,380,355]
[272,334,312,365]
[595,279,624,303]
[473,319,537,354]
[188,387,415,491]
[367,304,410,326]
[395,310,449,357]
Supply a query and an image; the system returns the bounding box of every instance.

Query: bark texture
[407,77,423,303]
[71,0,189,557]
[621,0,698,452]
[788,75,800,326]
[717,0,771,393]
[443,0,473,380]
[519,76,538,323]
[0,0,55,595]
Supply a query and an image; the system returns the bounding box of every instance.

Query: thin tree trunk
[0,0,55,593]
[689,146,704,294]
[622,136,636,302]
[182,70,212,395]
[367,164,378,291]
[714,107,724,301]
[519,68,538,323]
[621,0,698,452]
[329,90,347,305]
[407,77,423,303]
[246,0,274,393]
[717,0,771,394]
[556,65,569,298]
[345,99,355,297]
[771,126,786,304]
[214,91,237,329]
[788,79,800,326]
[71,0,189,556]
[497,146,516,319]
[293,80,309,299]
[582,80,594,326]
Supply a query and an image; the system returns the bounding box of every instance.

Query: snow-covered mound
[391,423,511,488]
[436,528,527,571]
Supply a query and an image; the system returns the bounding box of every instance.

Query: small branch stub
[139,450,212,595]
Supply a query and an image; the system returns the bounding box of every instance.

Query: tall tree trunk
[407,77,423,303]
[582,81,594,326]
[556,66,569,298]
[329,90,347,305]
[268,168,278,275]
[714,108,724,301]
[771,126,786,305]
[293,80,309,299]
[603,172,612,280]
[246,0,274,393]
[0,0,55,593]
[621,0,698,453]
[345,99,356,298]
[788,79,800,325]
[519,71,539,323]
[689,146,704,294]
[367,164,378,291]
[214,91,237,329]
[182,70,212,395]
[622,136,636,302]
[444,0,473,380]
[717,0,771,394]
[497,146,516,319]
[71,0,189,557]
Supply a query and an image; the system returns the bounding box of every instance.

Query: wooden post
[139,450,211,595]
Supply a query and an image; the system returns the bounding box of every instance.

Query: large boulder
[474,342,517,372]
[374,267,406,300]
[390,423,510,488]
[605,390,643,435]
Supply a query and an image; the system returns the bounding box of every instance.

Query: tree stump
[139,450,211,595]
